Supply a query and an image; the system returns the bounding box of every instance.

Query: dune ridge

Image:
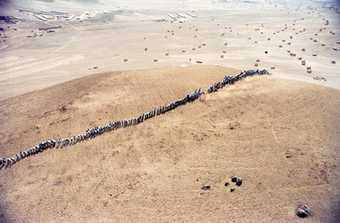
[0,69,269,170]
[0,65,339,222]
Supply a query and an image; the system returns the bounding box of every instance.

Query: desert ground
[1,0,340,222]
[0,1,340,100]
[0,65,340,222]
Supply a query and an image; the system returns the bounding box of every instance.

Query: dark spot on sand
[296,204,312,218]
[201,185,211,191]
[59,105,67,113]
[231,176,242,186]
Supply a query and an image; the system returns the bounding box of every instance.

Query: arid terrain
[1,0,340,222]
[0,65,339,222]
[1,0,340,100]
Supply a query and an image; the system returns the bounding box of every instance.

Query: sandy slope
[0,65,339,222]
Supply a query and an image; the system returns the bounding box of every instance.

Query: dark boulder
[296,204,312,218]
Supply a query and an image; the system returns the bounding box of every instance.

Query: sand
[0,65,339,222]
[1,1,340,100]
[1,1,340,222]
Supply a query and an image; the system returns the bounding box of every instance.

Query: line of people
[0,69,269,170]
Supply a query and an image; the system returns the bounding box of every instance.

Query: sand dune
[0,65,339,222]
[1,1,340,221]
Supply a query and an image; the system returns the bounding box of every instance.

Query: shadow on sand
[0,203,12,223]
